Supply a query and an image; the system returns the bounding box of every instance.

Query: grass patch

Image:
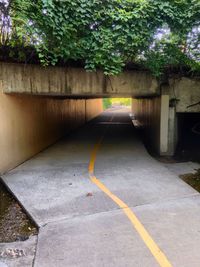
[180,169,200,193]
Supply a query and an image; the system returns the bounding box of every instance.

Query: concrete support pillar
[160,85,177,156]
[168,107,177,155]
[160,94,170,154]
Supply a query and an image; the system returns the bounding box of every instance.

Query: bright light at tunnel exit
[103,98,131,110]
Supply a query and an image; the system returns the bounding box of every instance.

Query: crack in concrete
[39,192,200,229]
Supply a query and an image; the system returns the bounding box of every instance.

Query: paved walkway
[2,108,200,267]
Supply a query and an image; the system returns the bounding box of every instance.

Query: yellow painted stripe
[88,138,173,267]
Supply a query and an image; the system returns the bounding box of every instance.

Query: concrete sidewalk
[1,108,200,267]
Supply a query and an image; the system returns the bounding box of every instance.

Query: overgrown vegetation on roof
[0,0,200,77]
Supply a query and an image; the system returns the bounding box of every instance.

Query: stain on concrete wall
[0,91,102,174]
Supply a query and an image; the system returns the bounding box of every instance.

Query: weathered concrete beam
[0,62,159,97]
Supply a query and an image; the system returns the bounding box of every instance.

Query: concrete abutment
[132,77,200,156]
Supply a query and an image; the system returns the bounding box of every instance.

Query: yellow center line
[88,116,173,267]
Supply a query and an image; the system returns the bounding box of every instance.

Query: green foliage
[111,98,131,106]
[143,0,200,76]
[1,0,200,76]
[103,98,112,110]
[103,98,131,110]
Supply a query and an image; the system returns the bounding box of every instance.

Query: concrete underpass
[0,63,200,267]
[1,108,200,267]
[1,63,200,163]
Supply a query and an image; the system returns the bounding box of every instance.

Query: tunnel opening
[175,113,200,163]
[103,98,131,110]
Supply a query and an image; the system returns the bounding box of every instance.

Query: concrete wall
[132,93,177,156]
[85,98,107,122]
[169,77,200,113]
[132,97,161,154]
[0,62,159,97]
[0,91,102,174]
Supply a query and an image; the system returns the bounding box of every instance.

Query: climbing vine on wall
[0,0,200,76]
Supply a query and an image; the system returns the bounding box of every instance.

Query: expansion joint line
[88,114,173,267]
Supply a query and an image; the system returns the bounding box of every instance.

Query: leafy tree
[103,98,112,110]
[144,0,200,76]
[1,0,200,76]
[110,98,131,106]
[0,0,12,45]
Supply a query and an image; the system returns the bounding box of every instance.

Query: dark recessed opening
[175,113,200,163]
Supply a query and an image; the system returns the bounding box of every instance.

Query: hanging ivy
[0,0,200,76]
